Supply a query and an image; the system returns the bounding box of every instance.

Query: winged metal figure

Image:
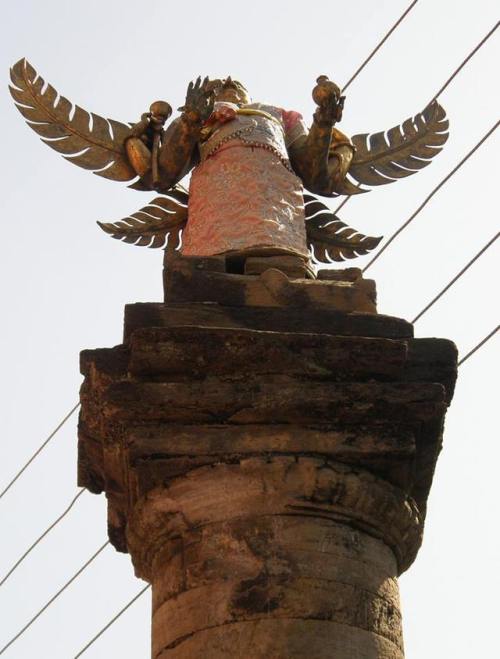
[10,59,449,265]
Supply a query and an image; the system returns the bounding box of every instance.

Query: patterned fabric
[182,104,310,258]
[182,138,309,258]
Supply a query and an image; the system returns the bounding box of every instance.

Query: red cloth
[281,109,304,133]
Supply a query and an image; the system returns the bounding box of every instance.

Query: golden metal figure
[10,60,448,264]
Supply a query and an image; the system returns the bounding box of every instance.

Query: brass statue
[10,59,449,266]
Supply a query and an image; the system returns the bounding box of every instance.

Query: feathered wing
[304,194,382,263]
[9,58,136,182]
[348,100,449,187]
[97,187,189,248]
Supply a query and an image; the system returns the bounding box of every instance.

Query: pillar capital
[126,456,422,582]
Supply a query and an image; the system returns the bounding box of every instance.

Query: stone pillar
[131,459,408,658]
[78,259,456,658]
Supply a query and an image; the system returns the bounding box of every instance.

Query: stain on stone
[231,571,282,615]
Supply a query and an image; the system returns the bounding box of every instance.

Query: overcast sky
[1,1,498,657]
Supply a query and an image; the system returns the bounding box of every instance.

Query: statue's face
[215,78,250,105]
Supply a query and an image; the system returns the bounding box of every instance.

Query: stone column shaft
[130,458,405,658]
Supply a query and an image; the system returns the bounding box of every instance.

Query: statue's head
[210,77,250,105]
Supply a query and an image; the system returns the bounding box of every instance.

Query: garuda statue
[10,59,449,269]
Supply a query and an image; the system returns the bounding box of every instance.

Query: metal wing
[97,187,189,248]
[348,100,449,187]
[305,194,382,263]
[9,58,136,182]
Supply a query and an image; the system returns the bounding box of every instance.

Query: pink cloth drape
[182,141,309,258]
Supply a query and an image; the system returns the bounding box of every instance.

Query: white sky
[0,1,498,657]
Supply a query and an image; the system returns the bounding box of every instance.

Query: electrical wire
[458,326,499,366]
[430,21,499,103]
[362,120,499,273]
[0,402,80,501]
[0,541,109,656]
[411,233,499,323]
[0,489,86,588]
[333,194,353,214]
[331,0,420,212]
[334,19,500,214]
[73,585,150,658]
[341,0,419,93]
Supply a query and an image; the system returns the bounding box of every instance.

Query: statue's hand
[312,76,344,126]
[181,76,215,125]
[314,93,345,126]
[129,112,153,147]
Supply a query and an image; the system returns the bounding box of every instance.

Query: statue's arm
[156,115,202,187]
[126,77,214,191]
[288,81,353,196]
[289,120,335,194]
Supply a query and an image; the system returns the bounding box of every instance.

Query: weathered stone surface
[155,619,404,659]
[151,517,400,608]
[141,493,405,657]
[103,379,445,426]
[152,580,402,653]
[78,295,456,658]
[126,457,421,578]
[164,253,227,275]
[127,424,416,490]
[244,254,313,278]
[317,267,362,281]
[123,302,413,343]
[128,326,408,380]
[404,338,457,404]
[133,467,407,657]
[79,322,456,545]
[164,262,377,312]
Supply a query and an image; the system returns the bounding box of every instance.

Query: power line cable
[458,326,499,366]
[0,489,86,588]
[0,541,109,656]
[332,1,419,213]
[430,21,499,102]
[0,402,80,501]
[333,195,352,214]
[362,120,499,273]
[73,585,150,658]
[341,0,419,92]
[334,19,500,214]
[411,233,499,323]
